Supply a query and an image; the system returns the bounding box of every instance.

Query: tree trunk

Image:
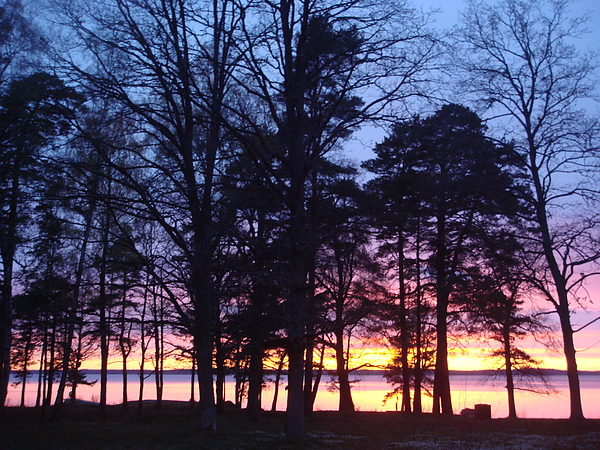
[413,224,423,414]
[234,357,243,407]
[120,280,130,412]
[70,325,85,404]
[558,308,584,420]
[0,270,13,409]
[433,294,452,416]
[503,328,517,419]
[122,347,128,411]
[398,234,411,413]
[529,138,585,421]
[193,263,216,430]
[137,274,150,418]
[433,210,453,416]
[283,177,309,438]
[271,350,285,412]
[41,321,57,420]
[303,254,317,417]
[214,332,225,412]
[52,206,94,420]
[36,327,47,408]
[19,335,31,407]
[247,342,264,416]
[99,208,110,419]
[310,343,324,409]
[247,257,269,417]
[99,284,109,415]
[285,342,305,439]
[190,353,196,404]
[153,290,163,410]
[190,47,220,431]
[284,195,309,438]
[303,337,314,416]
[0,168,19,408]
[335,330,354,412]
[280,0,310,437]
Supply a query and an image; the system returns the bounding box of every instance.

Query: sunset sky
[371,0,600,373]
[23,0,600,377]
[356,0,600,374]
[80,306,600,372]
[5,3,600,441]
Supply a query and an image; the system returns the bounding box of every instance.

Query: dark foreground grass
[1,401,599,449]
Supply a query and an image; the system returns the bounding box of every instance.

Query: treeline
[0,0,598,438]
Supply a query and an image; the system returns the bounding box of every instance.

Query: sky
[417,0,600,39]
[350,0,600,371]
[50,0,600,374]
[425,0,600,372]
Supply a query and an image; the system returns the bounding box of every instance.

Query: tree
[456,0,600,420]
[50,144,99,419]
[364,136,426,414]
[9,294,38,407]
[106,231,142,412]
[364,104,525,415]
[458,229,551,419]
[382,295,436,414]
[0,0,44,85]
[218,151,288,416]
[51,0,239,429]
[0,72,81,407]
[229,1,436,437]
[313,169,383,412]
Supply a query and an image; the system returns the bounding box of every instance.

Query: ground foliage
[1,401,599,449]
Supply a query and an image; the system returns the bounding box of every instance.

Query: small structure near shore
[460,404,491,419]
[474,404,491,419]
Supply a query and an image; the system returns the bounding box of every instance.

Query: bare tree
[49,0,240,429]
[455,0,600,420]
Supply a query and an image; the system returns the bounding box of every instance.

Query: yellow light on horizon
[63,337,600,372]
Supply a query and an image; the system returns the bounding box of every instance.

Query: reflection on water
[6,371,599,419]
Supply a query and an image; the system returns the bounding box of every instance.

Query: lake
[6,370,599,419]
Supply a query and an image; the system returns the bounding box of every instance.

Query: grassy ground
[1,401,599,449]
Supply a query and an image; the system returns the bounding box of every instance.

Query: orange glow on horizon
[72,346,600,372]
[65,330,600,372]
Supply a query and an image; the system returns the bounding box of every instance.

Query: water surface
[7,370,599,419]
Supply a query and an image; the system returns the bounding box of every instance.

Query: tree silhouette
[52,0,240,429]
[229,2,435,436]
[0,72,81,407]
[313,166,383,412]
[365,104,525,415]
[458,229,551,419]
